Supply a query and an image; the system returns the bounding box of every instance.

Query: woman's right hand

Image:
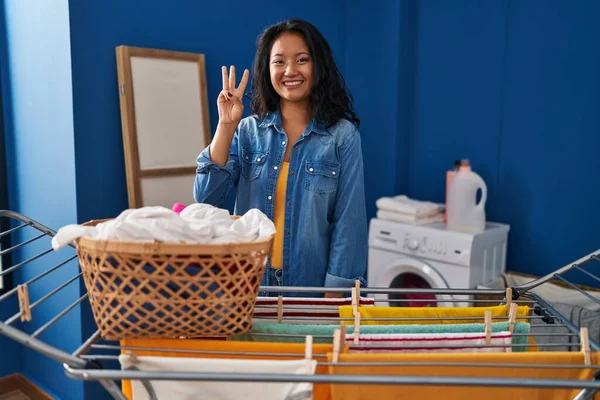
[218,65,250,126]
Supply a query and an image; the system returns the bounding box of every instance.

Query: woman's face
[269,32,313,105]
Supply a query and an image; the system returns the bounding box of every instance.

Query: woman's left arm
[324,129,368,290]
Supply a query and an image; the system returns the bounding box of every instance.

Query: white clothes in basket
[51,204,275,250]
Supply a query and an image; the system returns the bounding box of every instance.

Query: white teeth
[283,80,303,87]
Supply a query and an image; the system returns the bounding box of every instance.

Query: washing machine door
[374,255,456,308]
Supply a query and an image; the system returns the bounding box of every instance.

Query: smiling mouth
[283,80,304,87]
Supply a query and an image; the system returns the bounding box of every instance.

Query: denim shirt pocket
[304,160,341,194]
[241,148,268,181]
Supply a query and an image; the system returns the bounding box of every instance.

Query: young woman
[194,19,367,297]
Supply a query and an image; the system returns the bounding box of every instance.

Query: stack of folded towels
[376,195,444,225]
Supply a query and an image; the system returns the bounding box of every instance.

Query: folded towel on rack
[253,296,376,324]
[346,331,513,353]
[375,195,443,217]
[327,351,600,400]
[233,321,531,351]
[51,204,275,250]
[120,339,343,400]
[376,210,445,225]
[119,354,316,400]
[339,305,530,325]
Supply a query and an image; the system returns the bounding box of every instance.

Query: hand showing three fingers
[218,65,250,126]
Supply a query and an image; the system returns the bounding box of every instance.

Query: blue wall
[342,1,403,219]
[1,1,83,400]
[409,0,600,277]
[0,0,21,380]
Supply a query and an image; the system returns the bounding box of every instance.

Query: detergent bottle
[446,160,487,232]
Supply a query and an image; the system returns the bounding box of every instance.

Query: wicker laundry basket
[75,219,273,340]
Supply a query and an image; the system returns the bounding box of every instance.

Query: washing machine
[368,218,510,307]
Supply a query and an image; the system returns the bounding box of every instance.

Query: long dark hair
[250,19,360,128]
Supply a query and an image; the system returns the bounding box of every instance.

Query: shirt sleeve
[193,129,241,206]
[324,129,368,288]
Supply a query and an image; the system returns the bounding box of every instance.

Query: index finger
[221,66,229,91]
[237,69,250,94]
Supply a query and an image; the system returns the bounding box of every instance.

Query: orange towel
[120,339,343,400]
[339,305,530,325]
[327,351,600,400]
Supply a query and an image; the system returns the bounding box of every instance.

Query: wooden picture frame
[115,45,211,209]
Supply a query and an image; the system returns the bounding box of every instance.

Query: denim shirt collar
[258,107,329,136]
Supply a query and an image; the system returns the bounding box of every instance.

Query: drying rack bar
[31,294,88,338]
[85,341,576,358]
[258,298,538,305]
[575,265,600,286]
[0,319,85,367]
[206,330,572,339]
[254,315,548,322]
[0,247,54,278]
[4,271,83,325]
[0,210,60,236]
[553,275,600,307]
[261,286,509,295]
[0,221,30,238]
[77,353,600,369]
[0,232,47,256]
[63,365,600,390]
[0,255,77,303]
[514,249,600,294]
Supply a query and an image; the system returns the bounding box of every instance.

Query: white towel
[51,205,276,250]
[253,296,376,324]
[346,331,512,353]
[376,195,442,217]
[376,210,444,225]
[119,354,316,400]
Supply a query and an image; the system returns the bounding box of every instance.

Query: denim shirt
[194,109,368,295]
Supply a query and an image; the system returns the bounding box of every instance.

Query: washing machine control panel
[369,219,477,266]
[403,234,449,256]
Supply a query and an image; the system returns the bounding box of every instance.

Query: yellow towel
[327,351,600,400]
[120,339,343,400]
[339,305,530,325]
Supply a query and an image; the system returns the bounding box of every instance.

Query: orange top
[270,162,289,269]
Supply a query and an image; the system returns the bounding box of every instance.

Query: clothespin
[332,323,347,363]
[354,280,361,308]
[305,335,313,360]
[126,351,141,364]
[505,288,513,313]
[332,329,341,363]
[484,311,492,345]
[353,311,361,345]
[17,284,32,322]
[581,327,591,366]
[508,303,517,334]
[351,282,361,344]
[277,295,283,324]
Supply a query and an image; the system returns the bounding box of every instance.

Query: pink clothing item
[172,203,187,214]
[346,331,513,353]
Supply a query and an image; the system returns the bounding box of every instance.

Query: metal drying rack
[0,210,599,399]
